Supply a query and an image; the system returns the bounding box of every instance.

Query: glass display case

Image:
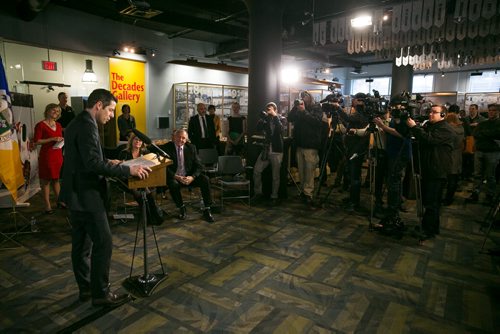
[463,92,500,112]
[173,82,248,131]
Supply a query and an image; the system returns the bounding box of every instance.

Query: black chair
[216,155,250,209]
[198,148,219,181]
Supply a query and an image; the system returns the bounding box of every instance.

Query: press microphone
[132,129,171,159]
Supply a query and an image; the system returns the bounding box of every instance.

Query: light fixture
[113,49,121,56]
[82,59,97,83]
[151,49,156,57]
[470,71,483,76]
[441,71,445,77]
[365,78,374,83]
[351,15,372,28]
[383,14,389,21]
[281,66,300,84]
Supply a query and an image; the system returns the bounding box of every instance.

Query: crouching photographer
[406,105,455,242]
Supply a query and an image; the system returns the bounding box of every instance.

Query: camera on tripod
[356,90,388,119]
[389,91,421,122]
[320,92,343,117]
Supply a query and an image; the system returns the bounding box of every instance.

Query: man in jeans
[469,104,500,205]
[253,102,283,205]
[288,92,323,206]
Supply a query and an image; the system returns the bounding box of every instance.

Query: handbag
[464,136,475,154]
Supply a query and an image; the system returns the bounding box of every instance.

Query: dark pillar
[391,63,413,98]
[244,0,285,138]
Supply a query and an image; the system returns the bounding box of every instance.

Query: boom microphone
[132,129,171,159]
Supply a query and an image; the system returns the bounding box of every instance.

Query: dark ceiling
[12,0,396,71]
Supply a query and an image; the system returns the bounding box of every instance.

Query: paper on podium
[125,153,172,189]
[121,153,159,168]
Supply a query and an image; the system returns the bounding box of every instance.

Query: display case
[416,91,466,109]
[463,92,500,112]
[173,82,248,131]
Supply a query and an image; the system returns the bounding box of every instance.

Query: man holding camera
[373,98,412,220]
[288,91,323,205]
[253,102,284,205]
[407,105,455,241]
[342,93,370,212]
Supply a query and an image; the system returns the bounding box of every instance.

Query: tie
[201,116,207,138]
[177,146,185,176]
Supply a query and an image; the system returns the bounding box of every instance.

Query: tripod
[479,192,500,255]
[123,189,167,297]
[1,202,33,250]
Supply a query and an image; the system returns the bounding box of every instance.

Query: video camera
[389,91,421,122]
[355,90,388,119]
[320,92,343,117]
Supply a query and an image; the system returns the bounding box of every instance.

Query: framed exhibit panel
[173,82,247,130]
[464,92,500,113]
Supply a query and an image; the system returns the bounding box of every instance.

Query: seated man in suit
[163,129,215,223]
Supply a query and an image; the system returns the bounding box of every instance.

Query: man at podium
[60,89,152,307]
[162,129,215,223]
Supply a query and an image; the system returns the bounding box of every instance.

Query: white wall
[0,5,249,139]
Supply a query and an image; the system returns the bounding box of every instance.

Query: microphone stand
[124,189,167,297]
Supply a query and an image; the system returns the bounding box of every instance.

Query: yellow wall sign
[109,58,146,140]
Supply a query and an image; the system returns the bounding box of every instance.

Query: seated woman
[118,133,165,225]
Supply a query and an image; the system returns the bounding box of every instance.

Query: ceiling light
[113,49,121,56]
[151,49,156,57]
[383,14,389,21]
[441,72,445,77]
[82,59,97,83]
[123,47,129,52]
[351,15,372,28]
[470,71,483,76]
[365,78,374,82]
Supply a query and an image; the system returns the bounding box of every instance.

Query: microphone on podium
[132,129,171,159]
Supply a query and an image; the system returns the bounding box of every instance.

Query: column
[391,62,413,98]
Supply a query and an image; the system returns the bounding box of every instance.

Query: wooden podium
[121,153,172,297]
[124,153,172,189]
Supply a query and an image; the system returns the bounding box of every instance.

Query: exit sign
[42,61,57,71]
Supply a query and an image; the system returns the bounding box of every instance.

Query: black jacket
[473,118,500,152]
[410,120,455,179]
[256,114,284,153]
[288,103,323,149]
[187,114,216,148]
[60,111,130,212]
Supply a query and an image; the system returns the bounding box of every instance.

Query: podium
[121,154,172,297]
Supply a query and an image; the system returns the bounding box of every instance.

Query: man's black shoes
[92,291,131,307]
[203,209,215,223]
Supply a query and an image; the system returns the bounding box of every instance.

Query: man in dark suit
[162,128,215,223]
[60,89,151,307]
[188,103,216,150]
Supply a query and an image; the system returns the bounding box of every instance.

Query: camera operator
[373,97,412,220]
[342,93,370,212]
[253,102,284,205]
[318,94,347,187]
[406,105,455,241]
[288,91,323,205]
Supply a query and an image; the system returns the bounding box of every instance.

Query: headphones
[440,111,446,118]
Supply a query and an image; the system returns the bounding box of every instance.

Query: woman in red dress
[34,103,64,213]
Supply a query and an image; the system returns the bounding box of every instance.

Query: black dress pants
[168,174,213,208]
[70,210,112,299]
[421,177,446,236]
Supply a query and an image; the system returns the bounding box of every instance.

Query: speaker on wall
[157,116,170,129]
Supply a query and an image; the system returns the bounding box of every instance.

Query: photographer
[253,102,284,205]
[407,105,455,241]
[318,94,347,187]
[288,91,323,205]
[342,93,370,212]
[373,98,412,220]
